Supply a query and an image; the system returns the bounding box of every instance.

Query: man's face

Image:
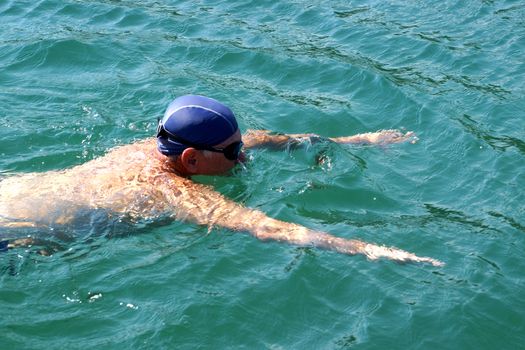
[195,129,244,175]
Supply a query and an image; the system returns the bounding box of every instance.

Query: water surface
[1,0,524,348]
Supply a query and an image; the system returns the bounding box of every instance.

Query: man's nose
[236,151,247,164]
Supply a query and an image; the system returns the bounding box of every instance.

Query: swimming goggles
[157,120,243,161]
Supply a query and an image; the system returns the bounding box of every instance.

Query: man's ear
[180,148,199,173]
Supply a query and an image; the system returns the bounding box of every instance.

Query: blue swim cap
[156,95,238,156]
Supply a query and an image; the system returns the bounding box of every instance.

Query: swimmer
[0,95,441,266]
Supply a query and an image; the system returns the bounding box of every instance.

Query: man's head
[157,95,243,175]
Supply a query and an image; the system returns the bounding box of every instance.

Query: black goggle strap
[157,119,212,150]
[157,119,242,159]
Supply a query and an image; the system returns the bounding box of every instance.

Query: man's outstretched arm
[242,129,418,149]
[163,176,443,267]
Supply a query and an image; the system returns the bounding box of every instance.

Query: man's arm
[242,129,418,149]
[161,176,443,266]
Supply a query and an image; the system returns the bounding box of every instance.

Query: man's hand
[330,129,419,145]
[242,129,418,149]
[361,243,444,266]
[248,213,443,267]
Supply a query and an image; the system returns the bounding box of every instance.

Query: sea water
[1,0,524,348]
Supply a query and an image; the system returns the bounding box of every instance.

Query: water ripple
[2,0,525,348]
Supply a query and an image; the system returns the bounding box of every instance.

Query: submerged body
[0,129,442,266]
[0,129,417,228]
[0,137,253,230]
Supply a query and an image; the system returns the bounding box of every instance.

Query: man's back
[0,139,174,227]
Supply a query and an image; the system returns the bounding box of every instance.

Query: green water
[1,0,524,348]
